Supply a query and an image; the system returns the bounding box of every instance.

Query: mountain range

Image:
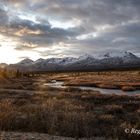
[5,51,140,72]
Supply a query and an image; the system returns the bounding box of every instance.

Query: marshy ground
[49,70,140,91]
[0,70,140,140]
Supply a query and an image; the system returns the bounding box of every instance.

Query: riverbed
[44,81,140,96]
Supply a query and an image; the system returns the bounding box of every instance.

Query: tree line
[0,68,41,78]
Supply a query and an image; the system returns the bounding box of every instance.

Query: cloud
[0,0,139,60]
[0,7,9,25]
[15,42,39,51]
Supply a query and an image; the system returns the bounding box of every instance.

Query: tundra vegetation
[0,69,140,140]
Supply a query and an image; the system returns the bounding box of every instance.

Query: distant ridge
[7,51,140,72]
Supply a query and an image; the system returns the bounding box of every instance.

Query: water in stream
[44,81,140,96]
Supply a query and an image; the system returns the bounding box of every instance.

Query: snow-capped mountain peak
[47,57,78,65]
[18,58,34,65]
[98,51,138,59]
[34,58,45,63]
[78,53,95,60]
[11,51,140,72]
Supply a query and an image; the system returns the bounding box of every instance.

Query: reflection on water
[44,81,140,96]
[44,81,64,88]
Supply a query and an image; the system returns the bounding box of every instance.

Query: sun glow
[0,34,44,64]
[0,35,20,64]
[76,32,98,40]
[49,18,81,29]
[0,46,19,64]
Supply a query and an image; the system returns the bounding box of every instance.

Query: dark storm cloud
[74,21,140,53]
[0,14,79,49]
[34,0,139,26]
[0,0,140,57]
[13,19,79,47]
[0,6,9,25]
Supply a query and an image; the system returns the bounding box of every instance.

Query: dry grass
[0,71,139,139]
[0,90,139,139]
[52,71,140,91]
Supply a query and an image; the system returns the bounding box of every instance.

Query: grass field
[0,70,140,139]
[47,70,140,91]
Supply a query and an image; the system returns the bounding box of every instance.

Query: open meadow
[0,70,140,139]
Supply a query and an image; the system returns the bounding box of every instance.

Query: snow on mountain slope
[17,58,34,65]
[39,57,78,65]
[7,51,140,71]
[93,51,138,59]
[34,58,45,64]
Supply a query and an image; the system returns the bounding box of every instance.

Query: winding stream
[44,81,140,96]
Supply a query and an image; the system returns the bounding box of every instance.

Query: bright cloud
[0,0,139,63]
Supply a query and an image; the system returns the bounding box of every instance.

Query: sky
[0,0,140,64]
